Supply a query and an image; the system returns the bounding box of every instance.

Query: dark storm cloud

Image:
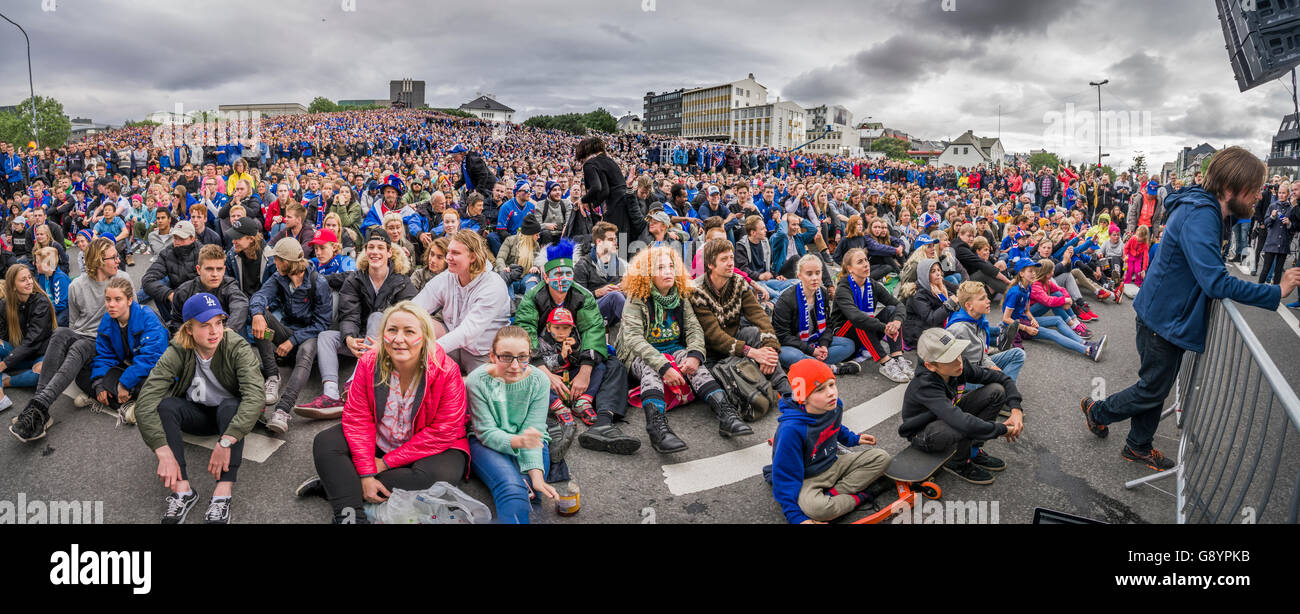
[890,0,1083,37]
[599,23,645,44]
[1161,93,1277,142]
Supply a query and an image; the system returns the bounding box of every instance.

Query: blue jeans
[511,273,541,297]
[487,233,504,255]
[469,437,551,524]
[779,337,856,369]
[1026,315,1088,355]
[1089,317,1184,453]
[967,347,1025,392]
[0,340,42,388]
[597,291,626,326]
[760,278,796,297]
[1228,222,1249,259]
[1030,299,1074,322]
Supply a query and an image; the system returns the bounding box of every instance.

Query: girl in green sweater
[467,325,557,523]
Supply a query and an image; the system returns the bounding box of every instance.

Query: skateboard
[849,443,956,524]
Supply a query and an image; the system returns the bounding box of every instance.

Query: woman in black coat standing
[577,137,645,240]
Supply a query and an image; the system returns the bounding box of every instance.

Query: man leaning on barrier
[1080,147,1300,472]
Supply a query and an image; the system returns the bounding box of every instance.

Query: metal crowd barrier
[1126,299,1300,524]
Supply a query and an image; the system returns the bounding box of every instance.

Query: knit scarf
[795,283,826,343]
[848,274,875,316]
[651,286,680,327]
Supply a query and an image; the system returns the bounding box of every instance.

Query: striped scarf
[795,283,826,343]
[848,275,875,316]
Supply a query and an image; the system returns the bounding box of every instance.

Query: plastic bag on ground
[364,481,493,524]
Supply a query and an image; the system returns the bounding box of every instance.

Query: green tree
[1028,151,1061,171]
[583,108,617,133]
[434,108,476,118]
[870,136,910,160]
[124,119,160,128]
[1129,154,1147,176]
[0,96,72,147]
[1200,152,1215,177]
[308,97,339,114]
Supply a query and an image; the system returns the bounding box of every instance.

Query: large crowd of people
[1,107,1297,524]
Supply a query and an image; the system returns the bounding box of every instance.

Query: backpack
[710,356,779,422]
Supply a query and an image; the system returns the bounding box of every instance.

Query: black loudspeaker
[1218,0,1300,92]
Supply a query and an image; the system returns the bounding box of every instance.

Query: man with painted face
[514,239,638,455]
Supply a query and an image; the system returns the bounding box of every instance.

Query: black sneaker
[579,423,642,455]
[1079,397,1108,438]
[204,498,231,524]
[971,449,1005,472]
[9,407,52,443]
[1121,445,1176,472]
[295,475,326,498]
[161,491,199,524]
[943,459,995,485]
[835,361,861,375]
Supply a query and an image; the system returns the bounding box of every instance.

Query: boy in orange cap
[767,359,891,524]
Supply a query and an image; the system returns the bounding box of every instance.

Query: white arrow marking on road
[660,384,908,496]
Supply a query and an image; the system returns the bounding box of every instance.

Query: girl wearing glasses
[298,301,469,524]
[466,325,556,524]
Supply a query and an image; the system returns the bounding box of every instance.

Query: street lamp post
[0,11,39,148]
[1089,79,1109,170]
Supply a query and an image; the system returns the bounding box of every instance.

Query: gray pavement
[6,253,1297,524]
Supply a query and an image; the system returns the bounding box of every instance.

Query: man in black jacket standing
[899,328,1024,485]
[447,144,496,199]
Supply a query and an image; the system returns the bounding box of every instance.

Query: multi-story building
[731,101,806,149]
[681,74,767,141]
[643,89,684,136]
[389,79,425,109]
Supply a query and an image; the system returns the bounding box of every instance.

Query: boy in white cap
[898,328,1025,485]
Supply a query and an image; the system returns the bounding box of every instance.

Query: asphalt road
[2,252,1295,524]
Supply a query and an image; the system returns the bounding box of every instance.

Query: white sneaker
[894,357,914,380]
[0,395,11,413]
[879,359,910,384]
[264,375,281,406]
[267,409,291,435]
[74,393,93,408]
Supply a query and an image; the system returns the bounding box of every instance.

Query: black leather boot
[707,392,753,438]
[644,405,688,454]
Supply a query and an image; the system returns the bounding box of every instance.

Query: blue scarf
[946,307,991,347]
[795,283,826,343]
[848,275,875,316]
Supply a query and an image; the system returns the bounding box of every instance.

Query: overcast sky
[0,0,1291,170]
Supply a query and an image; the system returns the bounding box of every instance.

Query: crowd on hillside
[0,107,1294,524]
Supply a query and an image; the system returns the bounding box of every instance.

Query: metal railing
[1126,299,1300,523]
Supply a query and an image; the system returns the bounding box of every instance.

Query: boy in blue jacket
[91,277,169,417]
[769,359,891,524]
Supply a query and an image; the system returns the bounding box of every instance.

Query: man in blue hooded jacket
[1081,147,1300,471]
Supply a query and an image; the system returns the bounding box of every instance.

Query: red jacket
[1029,279,1070,308]
[342,344,470,476]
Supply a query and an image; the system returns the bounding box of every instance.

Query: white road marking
[71,385,285,463]
[660,384,908,496]
[182,432,285,463]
